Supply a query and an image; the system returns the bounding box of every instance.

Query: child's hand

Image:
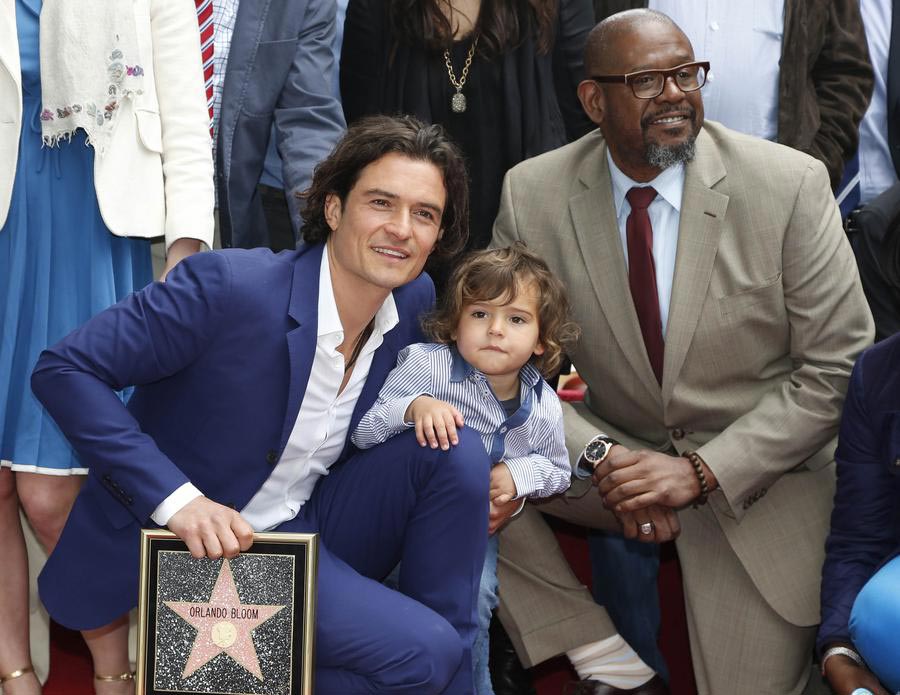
[489,496,521,535]
[488,463,520,534]
[405,396,464,450]
[490,463,518,505]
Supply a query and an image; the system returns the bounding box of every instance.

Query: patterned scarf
[39,0,145,156]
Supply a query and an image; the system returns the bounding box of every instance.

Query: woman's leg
[82,617,133,695]
[17,472,135,693]
[15,472,83,554]
[0,468,41,694]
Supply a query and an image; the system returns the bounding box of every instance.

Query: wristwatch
[576,434,619,477]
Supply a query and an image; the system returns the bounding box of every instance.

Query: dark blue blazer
[32,244,433,629]
[818,332,900,653]
[217,0,346,248]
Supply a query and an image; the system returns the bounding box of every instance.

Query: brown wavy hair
[389,0,559,57]
[423,243,579,377]
[299,114,469,259]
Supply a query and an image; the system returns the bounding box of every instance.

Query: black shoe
[488,612,536,695]
[562,675,670,695]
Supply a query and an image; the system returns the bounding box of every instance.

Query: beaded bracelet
[683,450,710,507]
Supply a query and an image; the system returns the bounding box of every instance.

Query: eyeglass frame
[589,61,711,100]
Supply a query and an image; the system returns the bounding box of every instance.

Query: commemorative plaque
[136,530,317,695]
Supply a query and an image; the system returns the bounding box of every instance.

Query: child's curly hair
[423,243,580,377]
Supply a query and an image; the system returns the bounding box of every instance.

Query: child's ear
[533,340,545,356]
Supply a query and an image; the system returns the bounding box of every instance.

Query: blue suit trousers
[279,428,490,694]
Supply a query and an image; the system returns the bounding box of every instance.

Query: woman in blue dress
[0,1,214,692]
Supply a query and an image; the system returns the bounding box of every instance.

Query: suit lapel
[662,128,729,405]
[570,140,663,403]
[339,324,404,461]
[280,245,324,449]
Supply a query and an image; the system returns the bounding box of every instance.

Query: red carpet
[46,621,92,694]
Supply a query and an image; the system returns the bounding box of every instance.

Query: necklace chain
[443,34,479,90]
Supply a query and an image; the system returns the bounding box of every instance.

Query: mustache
[641,105,697,129]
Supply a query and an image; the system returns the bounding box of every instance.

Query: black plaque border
[136,530,317,695]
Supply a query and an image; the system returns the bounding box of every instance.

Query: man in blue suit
[32,116,488,694]
[214,0,346,250]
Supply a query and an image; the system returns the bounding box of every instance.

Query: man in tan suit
[491,9,874,695]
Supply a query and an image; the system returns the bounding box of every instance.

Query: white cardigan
[0,0,214,250]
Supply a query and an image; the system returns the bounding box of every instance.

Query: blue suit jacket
[818,332,900,653]
[216,0,346,249]
[32,244,434,629]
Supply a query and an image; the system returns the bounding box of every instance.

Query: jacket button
[266,450,279,465]
[103,474,112,482]
[894,457,900,467]
[671,428,685,440]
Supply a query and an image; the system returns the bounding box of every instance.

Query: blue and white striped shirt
[353,343,570,499]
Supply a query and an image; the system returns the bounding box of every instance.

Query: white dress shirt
[651,0,784,141]
[858,0,898,204]
[152,250,399,530]
[607,151,684,336]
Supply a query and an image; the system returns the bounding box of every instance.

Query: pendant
[451,91,467,113]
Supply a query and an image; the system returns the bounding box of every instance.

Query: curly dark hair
[299,114,469,259]
[423,243,580,377]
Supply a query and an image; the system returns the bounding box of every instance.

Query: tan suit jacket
[493,121,874,629]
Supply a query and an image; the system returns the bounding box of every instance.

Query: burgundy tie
[625,186,664,384]
[195,0,215,133]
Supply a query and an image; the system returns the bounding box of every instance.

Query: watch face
[584,439,610,464]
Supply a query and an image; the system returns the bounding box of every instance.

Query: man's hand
[166,496,254,559]
[617,505,681,543]
[489,462,517,505]
[823,649,888,695]
[405,396,464,450]
[594,449,713,512]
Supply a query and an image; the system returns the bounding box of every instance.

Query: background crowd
[0,1,899,695]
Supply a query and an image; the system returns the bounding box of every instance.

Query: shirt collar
[448,345,545,398]
[606,149,685,217]
[316,248,399,341]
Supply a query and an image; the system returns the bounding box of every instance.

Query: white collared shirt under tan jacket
[0,0,214,250]
[490,121,875,695]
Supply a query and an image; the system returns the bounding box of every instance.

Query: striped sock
[567,635,656,689]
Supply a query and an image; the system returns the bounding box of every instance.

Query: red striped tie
[195,0,214,133]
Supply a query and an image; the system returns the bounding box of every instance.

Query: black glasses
[591,61,710,99]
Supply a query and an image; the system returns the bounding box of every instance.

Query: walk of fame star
[164,559,286,680]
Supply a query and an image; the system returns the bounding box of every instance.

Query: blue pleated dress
[0,0,153,474]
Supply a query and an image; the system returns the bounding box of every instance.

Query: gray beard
[645,136,697,170]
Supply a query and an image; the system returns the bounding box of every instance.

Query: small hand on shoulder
[405,396,465,450]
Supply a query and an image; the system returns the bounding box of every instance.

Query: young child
[353,243,578,694]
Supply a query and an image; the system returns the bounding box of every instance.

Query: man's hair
[299,115,469,258]
[423,243,580,377]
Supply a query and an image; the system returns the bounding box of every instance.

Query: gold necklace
[443,34,479,113]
